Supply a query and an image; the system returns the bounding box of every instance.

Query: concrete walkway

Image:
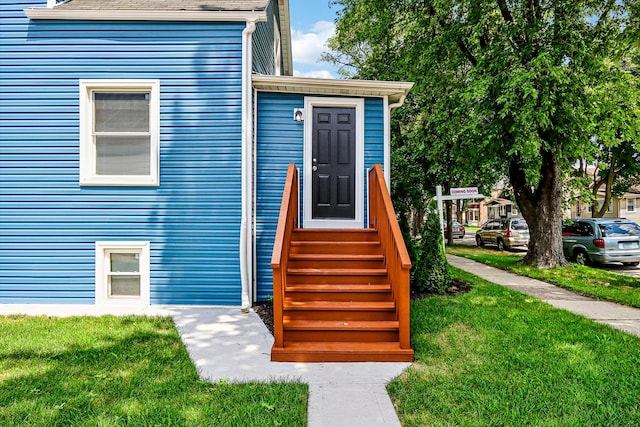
[0,303,409,427]
[447,254,640,337]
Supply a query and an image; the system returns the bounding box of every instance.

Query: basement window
[95,242,150,306]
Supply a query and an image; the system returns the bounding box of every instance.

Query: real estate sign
[450,187,479,197]
[436,185,485,248]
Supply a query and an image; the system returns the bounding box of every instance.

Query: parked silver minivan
[476,217,529,251]
[562,218,640,266]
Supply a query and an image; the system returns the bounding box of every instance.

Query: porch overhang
[252,75,414,106]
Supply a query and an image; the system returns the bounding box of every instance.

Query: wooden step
[282,300,396,321]
[271,341,414,362]
[284,319,399,331]
[288,267,387,275]
[286,283,391,293]
[283,300,395,311]
[286,267,389,284]
[283,319,399,342]
[289,253,384,261]
[288,255,386,270]
[289,240,382,255]
[285,283,392,302]
[292,228,379,242]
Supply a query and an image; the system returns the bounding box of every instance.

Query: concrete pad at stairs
[447,254,640,338]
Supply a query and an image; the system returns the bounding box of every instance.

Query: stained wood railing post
[271,164,298,350]
[368,165,412,351]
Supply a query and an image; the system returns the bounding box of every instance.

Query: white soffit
[252,75,414,105]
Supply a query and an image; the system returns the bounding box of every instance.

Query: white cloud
[293,69,335,79]
[291,20,335,66]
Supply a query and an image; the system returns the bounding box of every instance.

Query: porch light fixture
[293,108,304,121]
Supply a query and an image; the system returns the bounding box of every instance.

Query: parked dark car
[476,217,529,250]
[444,220,466,239]
[562,218,640,266]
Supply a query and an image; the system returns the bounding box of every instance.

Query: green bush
[412,209,451,294]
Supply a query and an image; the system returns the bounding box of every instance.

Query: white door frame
[303,97,365,229]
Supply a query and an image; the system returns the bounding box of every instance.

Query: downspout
[384,97,406,188]
[240,19,257,311]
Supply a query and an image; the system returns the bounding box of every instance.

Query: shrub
[412,208,451,294]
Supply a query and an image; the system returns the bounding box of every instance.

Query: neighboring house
[452,192,517,226]
[568,185,640,223]
[485,198,519,220]
[0,0,412,322]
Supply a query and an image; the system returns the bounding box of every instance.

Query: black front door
[311,107,356,219]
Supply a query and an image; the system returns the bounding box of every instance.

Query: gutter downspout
[241,19,257,312]
[384,98,406,188]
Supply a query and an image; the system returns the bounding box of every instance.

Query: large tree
[327,0,639,267]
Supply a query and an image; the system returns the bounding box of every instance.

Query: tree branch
[427,4,478,66]
[457,39,478,66]
[594,0,616,32]
[496,0,514,24]
[509,158,536,214]
[596,157,617,217]
[526,0,535,25]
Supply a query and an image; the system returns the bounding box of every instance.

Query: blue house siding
[0,2,245,304]
[252,0,279,75]
[254,92,386,301]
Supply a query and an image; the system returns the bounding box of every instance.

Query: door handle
[312,165,318,171]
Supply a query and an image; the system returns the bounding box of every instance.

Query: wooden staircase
[271,164,413,362]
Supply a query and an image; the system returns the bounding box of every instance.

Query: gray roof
[54,0,270,11]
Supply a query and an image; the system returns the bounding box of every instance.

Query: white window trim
[588,199,613,214]
[95,241,150,307]
[303,97,365,229]
[79,79,160,186]
[626,198,636,213]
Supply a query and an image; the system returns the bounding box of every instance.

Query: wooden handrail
[271,164,298,349]
[368,164,412,350]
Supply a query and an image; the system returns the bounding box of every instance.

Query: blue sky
[288,0,342,78]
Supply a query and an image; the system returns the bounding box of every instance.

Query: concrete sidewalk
[0,303,409,427]
[447,254,640,337]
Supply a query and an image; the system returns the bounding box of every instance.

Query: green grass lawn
[389,267,640,426]
[0,315,307,427]
[447,245,640,308]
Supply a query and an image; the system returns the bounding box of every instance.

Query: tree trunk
[592,158,616,218]
[509,150,567,268]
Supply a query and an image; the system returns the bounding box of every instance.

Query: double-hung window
[80,80,159,186]
[627,198,636,213]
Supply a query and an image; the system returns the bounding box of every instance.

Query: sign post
[435,186,485,249]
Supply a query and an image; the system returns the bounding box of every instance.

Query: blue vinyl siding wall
[0,2,245,304]
[254,92,385,300]
[252,0,278,75]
